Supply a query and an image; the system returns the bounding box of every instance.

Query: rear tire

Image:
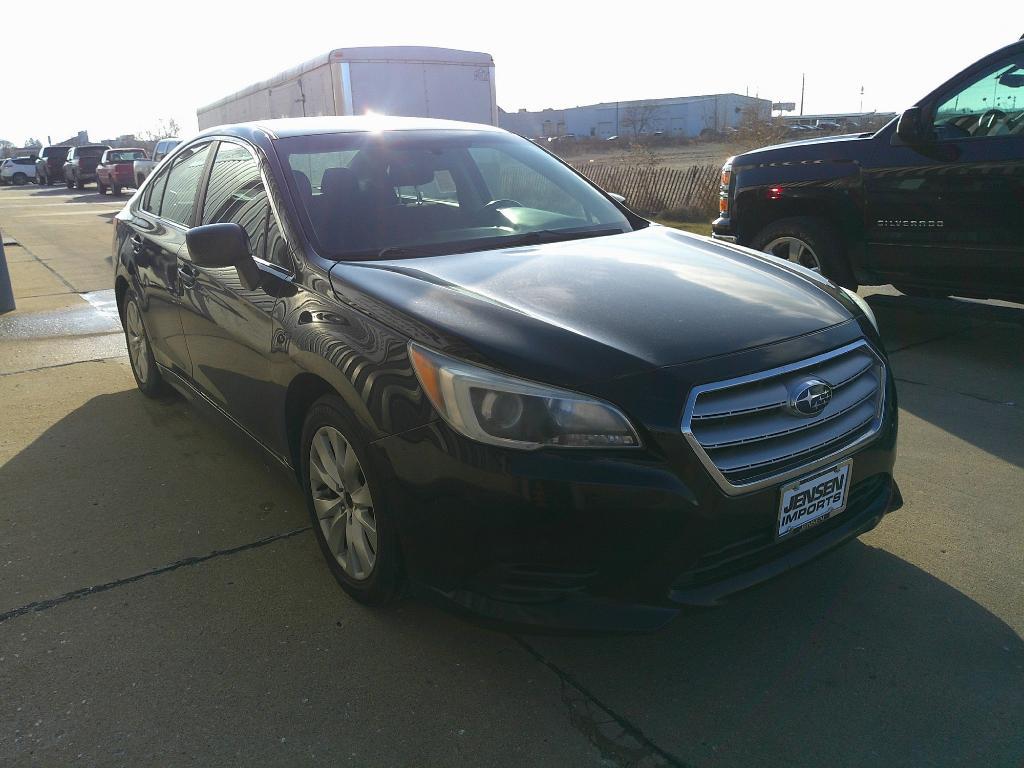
[751,216,857,289]
[300,396,403,607]
[122,290,170,398]
[97,180,107,195]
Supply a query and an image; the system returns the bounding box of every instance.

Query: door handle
[130,234,143,253]
[177,263,198,289]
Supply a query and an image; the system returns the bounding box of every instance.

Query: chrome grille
[681,341,885,495]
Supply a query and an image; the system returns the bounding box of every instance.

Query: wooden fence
[570,162,720,219]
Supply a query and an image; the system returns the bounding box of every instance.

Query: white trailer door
[422,63,493,125]
[347,62,429,117]
[344,60,495,125]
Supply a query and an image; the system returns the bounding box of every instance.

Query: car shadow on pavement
[0,378,307,616]
[868,295,1023,468]
[2,375,1022,766]
[522,538,1024,768]
[26,186,121,203]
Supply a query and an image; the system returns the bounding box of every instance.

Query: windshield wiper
[497,227,626,249]
[367,228,626,260]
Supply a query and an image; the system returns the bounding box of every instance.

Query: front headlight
[841,287,880,335]
[408,343,641,450]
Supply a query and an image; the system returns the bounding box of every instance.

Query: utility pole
[859,85,864,113]
[800,73,805,116]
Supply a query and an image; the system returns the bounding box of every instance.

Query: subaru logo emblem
[787,379,832,417]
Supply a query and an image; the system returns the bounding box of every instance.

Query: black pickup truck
[713,38,1024,302]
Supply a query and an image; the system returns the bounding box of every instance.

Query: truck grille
[681,340,885,495]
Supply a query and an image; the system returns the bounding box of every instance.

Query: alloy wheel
[309,426,377,581]
[763,236,822,272]
[125,300,149,384]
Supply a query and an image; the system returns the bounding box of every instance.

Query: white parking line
[0,203,125,209]
[6,210,122,217]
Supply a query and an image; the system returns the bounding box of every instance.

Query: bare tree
[620,104,662,142]
[139,118,182,142]
[23,138,42,149]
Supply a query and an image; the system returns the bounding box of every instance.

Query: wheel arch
[114,275,130,325]
[736,192,861,247]
[284,372,342,477]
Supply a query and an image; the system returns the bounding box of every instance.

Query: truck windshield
[275,129,635,259]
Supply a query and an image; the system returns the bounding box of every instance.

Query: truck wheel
[112,184,122,196]
[751,217,857,289]
[97,180,107,195]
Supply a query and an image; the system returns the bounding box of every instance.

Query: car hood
[734,131,878,165]
[328,227,854,388]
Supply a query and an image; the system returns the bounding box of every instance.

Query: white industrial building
[499,94,772,139]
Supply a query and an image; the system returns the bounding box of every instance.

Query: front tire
[751,216,857,289]
[97,180,107,195]
[122,291,170,398]
[300,396,402,607]
[112,184,122,196]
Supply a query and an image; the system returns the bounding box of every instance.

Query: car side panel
[862,135,1024,296]
[270,266,434,464]
[117,209,193,377]
[177,252,285,451]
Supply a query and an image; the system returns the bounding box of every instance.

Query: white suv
[0,156,38,185]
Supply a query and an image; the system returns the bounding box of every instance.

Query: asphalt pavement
[1,182,1021,767]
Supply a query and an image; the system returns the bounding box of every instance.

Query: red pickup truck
[95,148,148,195]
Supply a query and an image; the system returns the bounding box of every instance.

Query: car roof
[198,115,504,141]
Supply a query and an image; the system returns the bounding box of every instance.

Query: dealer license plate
[777,460,852,538]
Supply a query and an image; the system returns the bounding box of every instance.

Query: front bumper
[371,399,899,632]
[711,215,739,243]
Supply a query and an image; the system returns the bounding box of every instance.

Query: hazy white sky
[0,0,1017,144]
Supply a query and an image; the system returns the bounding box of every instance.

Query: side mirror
[186,223,261,290]
[895,106,930,145]
[608,192,626,205]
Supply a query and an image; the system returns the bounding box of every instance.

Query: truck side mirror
[186,223,262,290]
[895,106,930,144]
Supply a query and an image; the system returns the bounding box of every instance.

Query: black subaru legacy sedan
[112,116,900,631]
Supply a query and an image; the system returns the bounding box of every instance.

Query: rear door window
[158,143,212,226]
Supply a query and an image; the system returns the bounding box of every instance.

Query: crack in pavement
[511,635,691,768]
[0,351,126,376]
[894,376,1018,408]
[884,329,967,355]
[0,527,312,625]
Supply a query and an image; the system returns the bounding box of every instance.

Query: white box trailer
[197,46,496,130]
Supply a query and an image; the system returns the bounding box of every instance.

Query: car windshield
[275,129,636,259]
